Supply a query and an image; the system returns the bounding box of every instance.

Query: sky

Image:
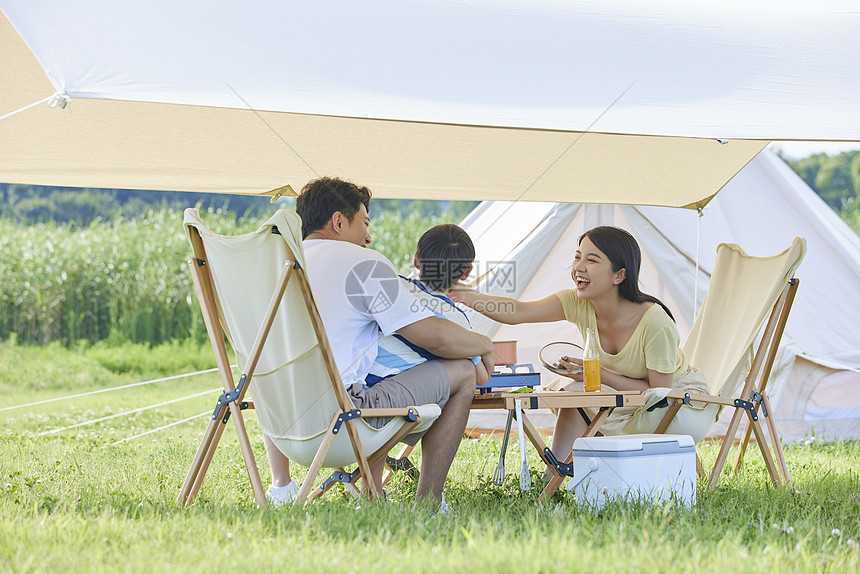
[768,141,860,160]
[680,0,859,10]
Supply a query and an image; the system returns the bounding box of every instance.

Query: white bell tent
[460,149,860,442]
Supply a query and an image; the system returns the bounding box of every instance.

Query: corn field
[0,208,458,346]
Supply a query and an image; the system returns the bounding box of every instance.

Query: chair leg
[732,420,754,476]
[178,415,220,505]
[187,418,228,505]
[727,395,790,489]
[343,472,362,498]
[307,475,342,502]
[227,402,267,508]
[343,420,379,500]
[748,413,783,488]
[696,452,706,479]
[295,414,342,506]
[183,402,266,508]
[708,405,746,491]
[310,416,423,503]
[761,393,791,487]
[654,399,683,434]
[307,468,358,502]
[383,444,416,486]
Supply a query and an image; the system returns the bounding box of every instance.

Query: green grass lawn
[1,342,859,573]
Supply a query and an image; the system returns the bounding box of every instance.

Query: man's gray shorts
[349,360,450,445]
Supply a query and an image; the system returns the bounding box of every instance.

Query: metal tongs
[515,399,531,490]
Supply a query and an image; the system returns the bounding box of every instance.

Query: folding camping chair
[176,208,441,507]
[650,238,806,491]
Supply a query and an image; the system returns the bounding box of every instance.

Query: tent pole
[693,206,704,323]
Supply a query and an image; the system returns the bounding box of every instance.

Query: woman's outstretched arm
[447,286,565,325]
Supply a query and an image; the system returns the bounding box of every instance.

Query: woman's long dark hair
[579,226,675,322]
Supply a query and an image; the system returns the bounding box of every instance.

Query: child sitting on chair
[366,223,481,387]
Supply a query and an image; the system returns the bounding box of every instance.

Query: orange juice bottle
[583,327,601,392]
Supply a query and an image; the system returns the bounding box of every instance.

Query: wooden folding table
[471,390,646,500]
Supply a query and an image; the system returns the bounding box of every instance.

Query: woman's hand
[446,283,477,307]
[554,356,583,381]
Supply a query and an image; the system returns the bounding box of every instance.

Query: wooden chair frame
[654,278,800,491]
[176,225,427,508]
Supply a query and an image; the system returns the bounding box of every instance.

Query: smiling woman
[448,225,716,459]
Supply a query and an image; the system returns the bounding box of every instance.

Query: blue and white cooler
[566,434,697,508]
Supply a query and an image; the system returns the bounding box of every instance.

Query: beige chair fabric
[685,238,807,399]
[630,238,807,442]
[183,209,439,468]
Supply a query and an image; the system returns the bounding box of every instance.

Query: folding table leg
[540,461,569,502]
[583,408,610,438]
[539,408,611,501]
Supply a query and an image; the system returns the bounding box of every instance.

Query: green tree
[851,153,860,197]
[814,154,855,209]
[787,153,826,188]
[12,196,56,222]
[50,189,119,224]
[839,198,860,238]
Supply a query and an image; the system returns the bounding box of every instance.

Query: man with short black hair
[265,177,493,510]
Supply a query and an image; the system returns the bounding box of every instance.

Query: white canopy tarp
[461,149,860,442]
[3,1,860,203]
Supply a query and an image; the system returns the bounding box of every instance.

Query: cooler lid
[573,433,695,453]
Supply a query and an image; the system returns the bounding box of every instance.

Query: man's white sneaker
[265,481,300,508]
[433,493,451,517]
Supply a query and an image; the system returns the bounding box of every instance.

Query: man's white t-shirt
[302,239,433,389]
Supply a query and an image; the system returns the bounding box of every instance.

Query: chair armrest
[358,407,422,419]
[665,389,736,407]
